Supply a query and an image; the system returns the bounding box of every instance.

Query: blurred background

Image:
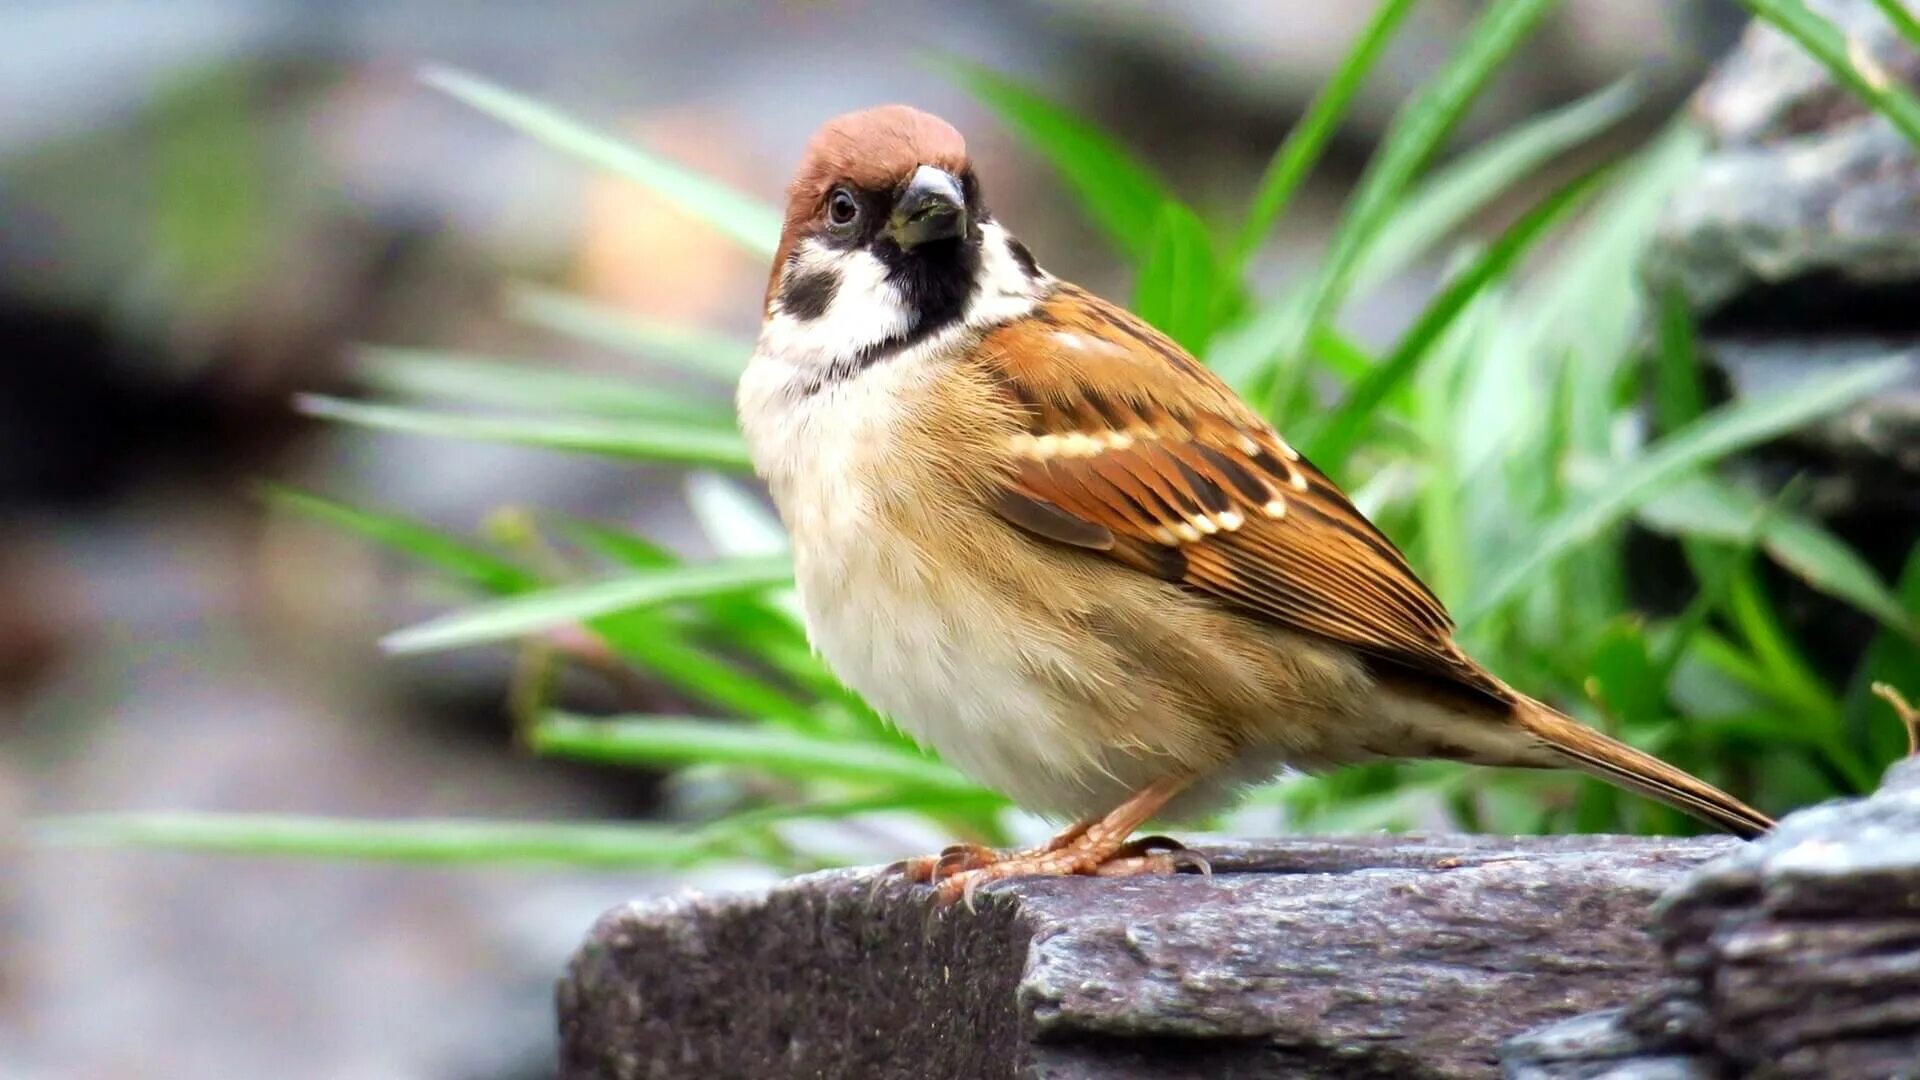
[7,2,1913,1078]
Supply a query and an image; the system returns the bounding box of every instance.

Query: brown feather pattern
[979,284,1507,703]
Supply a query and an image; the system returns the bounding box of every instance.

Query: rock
[1651,2,1920,314]
[1652,757,1920,1079]
[1645,0,1920,482]
[557,834,1735,1079]
[1502,759,1920,1079]
[1640,0,1920,695]
[1498,1007,1717,1079]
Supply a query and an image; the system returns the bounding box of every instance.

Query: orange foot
[934,833,1209,909]
[882,776,1212,909]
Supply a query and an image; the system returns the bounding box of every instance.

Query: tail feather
[1515,697,1773,840]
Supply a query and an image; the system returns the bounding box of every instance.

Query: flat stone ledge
[558,833,1735,1079]
[1500,759,1920,1080]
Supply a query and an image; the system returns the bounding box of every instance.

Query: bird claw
[1177,849,1214,879]
[927,837,1211,908]
[876,842,1007,904]
[932,843,997,880]
[1111,835,1211,878]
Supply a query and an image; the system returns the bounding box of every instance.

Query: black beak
[887,165,967,250]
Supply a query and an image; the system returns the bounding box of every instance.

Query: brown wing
[979,283,1506,702]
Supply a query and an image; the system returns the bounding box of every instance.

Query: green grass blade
[1737,0,1920,147]
[551,513,800,638]
[533,712,980,793]
[1871,0,1920,48]
[1133,200,1224,353]
[587,614,816,727]
[420,66,780,257]
[354,346,733,423]
[295,395,752,469]
[692,789,1010,838]
[382,556,793,654]
[1724,560,1843,728]
[34,813,713,867]
[1638,474,1919,641]
[1233,0,1420,265]
[1652,285,1708,432]
[1311,324,1381,383]
[1206,287,1311,392]
[1261,0,1564,415]
[551,517,676,569]
[1650,500,1775,687]
[1309,162,1611,467]
[941,60,1177,260]
[261,484,538,595]
[507,285,750,380]
[1496,123,1703,427]
[1464,358,1911,625]
[1354,76,1640,291]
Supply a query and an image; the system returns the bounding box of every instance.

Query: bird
[735,105,1773,906]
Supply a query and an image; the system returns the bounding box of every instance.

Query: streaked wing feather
[980,284,1503,700]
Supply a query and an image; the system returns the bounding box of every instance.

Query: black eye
[827,188,860,230]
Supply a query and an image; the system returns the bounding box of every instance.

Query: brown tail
[1515,697,1773,839]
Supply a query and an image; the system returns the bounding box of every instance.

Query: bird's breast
[736,349,1115,812]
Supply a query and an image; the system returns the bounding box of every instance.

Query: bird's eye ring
[827,187,860,230]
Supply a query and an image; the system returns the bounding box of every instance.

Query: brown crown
[766,107,971,303]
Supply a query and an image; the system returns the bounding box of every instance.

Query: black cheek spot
[781,268,839,321]
[1006,237,1041,280]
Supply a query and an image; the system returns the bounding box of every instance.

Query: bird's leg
[933,775,1204,908]
[889,815,1100,884]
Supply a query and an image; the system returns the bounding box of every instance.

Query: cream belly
[797,538,1125,818]
[793,533,1333,821]
[739,353,1140,817]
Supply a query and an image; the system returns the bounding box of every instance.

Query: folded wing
[979,283,1506,704]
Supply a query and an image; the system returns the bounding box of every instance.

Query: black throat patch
[785,232,984,397]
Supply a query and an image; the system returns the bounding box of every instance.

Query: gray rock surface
[1501,759,1920,1079]
[1646,0,1920,476]
[1651,0,1920,311]
[557,834,1735,1079]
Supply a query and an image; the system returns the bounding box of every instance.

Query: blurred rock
[0,505,707,1080]
[1648,0,1920,475]
[0,538,77,707]
[1655,0,1920,310]
[1502,758,1920,1078]
[1500,1006,1718,1079]
[558,834,1735,1078]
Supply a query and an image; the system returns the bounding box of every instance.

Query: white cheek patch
[760,242,913,369]
[973,221,1050,324]
[751,221,1053,396]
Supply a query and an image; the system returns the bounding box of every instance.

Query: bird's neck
[749,221,1052,399]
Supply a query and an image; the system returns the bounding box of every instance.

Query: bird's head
[758,106,1045,384]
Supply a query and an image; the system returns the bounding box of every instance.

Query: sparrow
[736,105,1772,905]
